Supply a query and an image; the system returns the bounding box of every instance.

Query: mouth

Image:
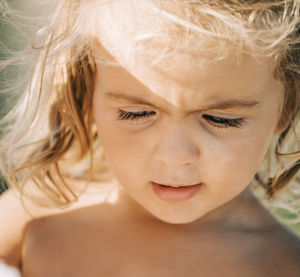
[152,182,201,188]
[151,182,202,202]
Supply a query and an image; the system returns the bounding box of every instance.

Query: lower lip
[151,182,202,202]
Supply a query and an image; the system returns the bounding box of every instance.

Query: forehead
[94,0,280,108]
[96,51,277,108]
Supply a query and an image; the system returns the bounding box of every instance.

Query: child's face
[92,2,284,224]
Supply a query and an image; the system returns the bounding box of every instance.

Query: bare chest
[29,231,279,277]
[22,205,300,277]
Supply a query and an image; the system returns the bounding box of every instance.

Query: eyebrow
[105,91,261,111]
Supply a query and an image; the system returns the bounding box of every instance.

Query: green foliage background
[0,0,43,194]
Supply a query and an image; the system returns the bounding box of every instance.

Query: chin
[150,209,204,225]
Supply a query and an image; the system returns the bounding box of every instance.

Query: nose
[153,123,200,165]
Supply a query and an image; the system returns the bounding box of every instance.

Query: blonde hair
[0,0,299,208]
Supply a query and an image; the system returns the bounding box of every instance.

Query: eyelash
[118,110,156,121]
[202,114,246,128]
[118,110,246,128]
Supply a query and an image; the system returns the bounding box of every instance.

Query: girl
[0,0,300,276]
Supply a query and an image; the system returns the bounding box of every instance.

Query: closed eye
[118,110,156,121]
[202,114,246,128]
[117,110,245,128]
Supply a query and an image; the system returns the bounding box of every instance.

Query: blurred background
[0,0,46,193]
[0,0,300,235]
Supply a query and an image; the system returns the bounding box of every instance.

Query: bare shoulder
[0,190,32,267]
[20,180,118,276]
[21,203,114,277]
[246,221,300,276]
[0,188,71,268]
[22,209,78,276]
[227,193,300,276]
[0,185,93,269]
[22,203,102,246]
[268,223,300,271]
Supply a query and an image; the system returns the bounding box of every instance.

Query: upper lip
[151,181,202,188]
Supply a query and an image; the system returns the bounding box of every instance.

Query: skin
[92,27,284,225]
[2,1,300,276]
[21,189,300,277]
[22,52,297,271]
[88,0,291,226]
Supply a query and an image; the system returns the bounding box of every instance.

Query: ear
[273,113,289,135]
[274,88,299,135]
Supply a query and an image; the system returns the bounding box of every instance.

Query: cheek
[93,109,151,184]
[205,126,274,191]
[208,98,281,188]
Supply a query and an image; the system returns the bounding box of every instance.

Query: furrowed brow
[105,92,156,106]
[201,98,261,110]
[105,91,261,111]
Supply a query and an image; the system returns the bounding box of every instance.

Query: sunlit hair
[0,0,299,210]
